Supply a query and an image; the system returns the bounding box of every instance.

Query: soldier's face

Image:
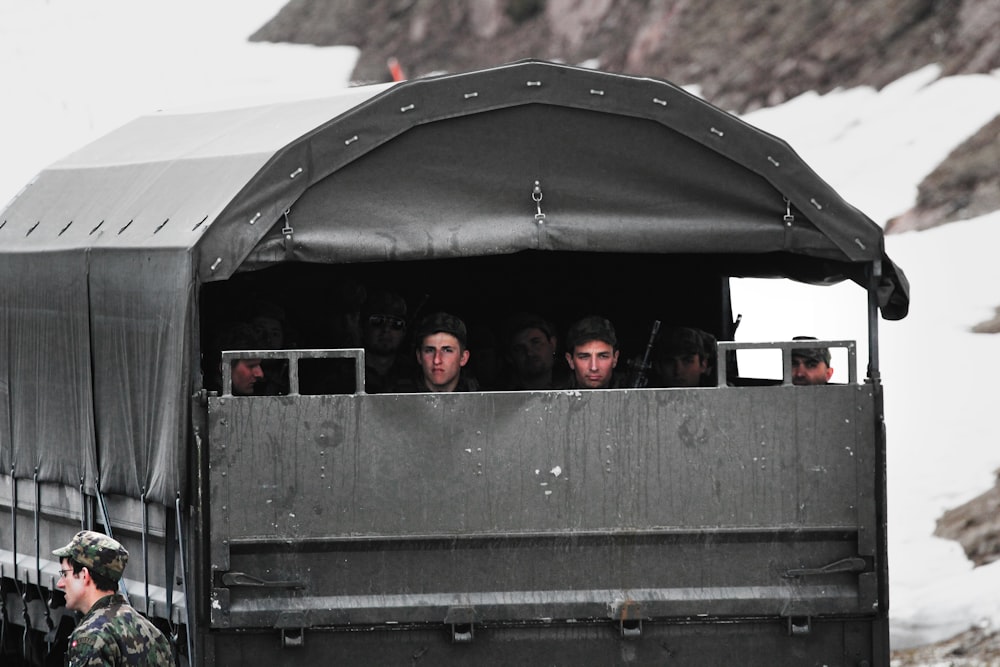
[510,328,556,378]
[231,359,264,395]
[566,340,619,389]
[657,353,707,387]
[417,333,469,391]
[56,559,88,612]
[252,316,284,349]
[791,356,833,385]
[363,314,407,355]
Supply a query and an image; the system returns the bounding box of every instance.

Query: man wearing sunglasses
[54,530,173,665]
[360,290,411,393]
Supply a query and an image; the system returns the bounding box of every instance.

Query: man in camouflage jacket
[54,530,173,666]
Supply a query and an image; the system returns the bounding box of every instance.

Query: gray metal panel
[207,618,877,667]
[208,385,877,628]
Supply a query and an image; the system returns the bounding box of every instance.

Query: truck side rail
[716,340,857,387]
[221,348,365,396]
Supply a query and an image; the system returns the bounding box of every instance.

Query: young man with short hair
[54,530,173,666]
[411,312,474,392]
[564,315,622,390]
[210,322,266,395]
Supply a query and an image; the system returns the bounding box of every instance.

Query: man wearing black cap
[54,530,173,666]
[791,336,834,385]
[564,315,623,390]
[653,326,716,388]
[409,312,475,392]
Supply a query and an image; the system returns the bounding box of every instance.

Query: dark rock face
[251,0,999,113]
[935,471,1000,568]
[252,0,1000,232]
[887,115,1000,234]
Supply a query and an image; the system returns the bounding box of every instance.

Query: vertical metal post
[867,261,882,382]
[33,471,55,647]
[95,486,130,604]
[141,488,150,616]
[176,494,194,667]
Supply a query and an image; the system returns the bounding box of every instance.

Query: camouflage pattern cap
[53,530,129,582]
[791,336,831,365]
[414,312,467,347]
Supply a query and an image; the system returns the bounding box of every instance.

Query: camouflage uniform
[53,530,174,666]
[66,593,174,666]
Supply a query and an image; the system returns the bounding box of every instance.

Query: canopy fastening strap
[282,208,294,259]
[782,196,796,247]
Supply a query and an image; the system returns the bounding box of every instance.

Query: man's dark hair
[565,315,618,351]
[68,558,118,593]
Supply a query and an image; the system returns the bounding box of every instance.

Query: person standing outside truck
[54,530,173,666]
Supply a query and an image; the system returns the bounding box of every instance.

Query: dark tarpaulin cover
[0,60,909,508]
[1,252,97,486]
[89,249,194,500]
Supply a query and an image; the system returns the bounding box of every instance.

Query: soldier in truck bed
[205,322,267,396]
[564,315,625,390]
[791,336,834,385]
[652,326,717,388]
[399,312,479,392]
[500,312,570,391]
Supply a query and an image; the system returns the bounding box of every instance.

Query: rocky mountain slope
[252,0,1000,234]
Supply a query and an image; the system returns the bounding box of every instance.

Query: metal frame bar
[221,348,366,396]
[716,339,857,386]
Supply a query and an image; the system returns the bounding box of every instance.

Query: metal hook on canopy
[532,181,545,224]
[783,197,795,226]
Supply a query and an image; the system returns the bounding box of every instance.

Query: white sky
[3,0,1000,650]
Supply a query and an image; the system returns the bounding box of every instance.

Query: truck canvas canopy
[0,59,907,504]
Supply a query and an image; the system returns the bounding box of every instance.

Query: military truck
[1,60,908,665]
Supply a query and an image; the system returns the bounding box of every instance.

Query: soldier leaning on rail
[54,530,174,666]
[791,336,834,385]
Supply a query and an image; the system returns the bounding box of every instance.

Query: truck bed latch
[221,572,305,589]
[444,606,476,643]
[783,556,866,579]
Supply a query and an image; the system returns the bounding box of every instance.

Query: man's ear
[459,349,470,367]
[825,366,834,381]
[565,352,574,369]
[612,350,621,367]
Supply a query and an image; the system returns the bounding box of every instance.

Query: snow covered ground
[3,0,999,651]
